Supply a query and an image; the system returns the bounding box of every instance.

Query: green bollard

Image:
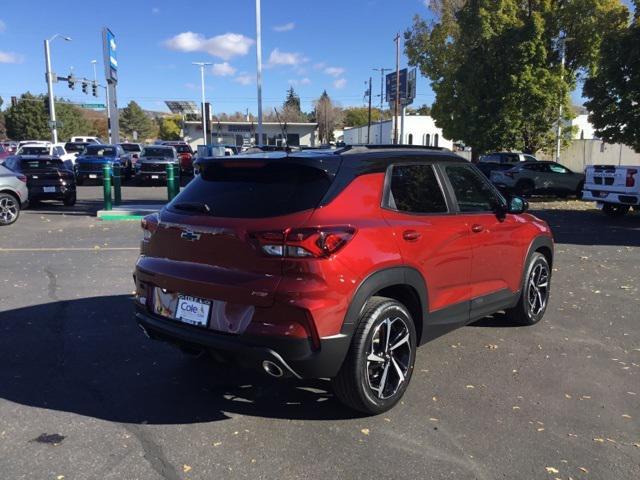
[166,163,176,201]
[102,163,112,211]
[112,163,122,206]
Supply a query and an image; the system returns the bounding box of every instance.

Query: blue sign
[107,29,117,70]
[103,28,118,84]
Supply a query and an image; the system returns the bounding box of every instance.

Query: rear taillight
[626,169,637,187]
[141,213,159,240]
[250,226,356,258]
[16,174,27,183]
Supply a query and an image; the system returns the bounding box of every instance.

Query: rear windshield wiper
[172,201,212,214]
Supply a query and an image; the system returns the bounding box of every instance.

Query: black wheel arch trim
[340,266,428,339]
[520,235,554,291]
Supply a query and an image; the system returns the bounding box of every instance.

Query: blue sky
[0,0,634,115]
[0,0,438,115]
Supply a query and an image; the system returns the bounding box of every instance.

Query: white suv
[16,143,76,165]
[0,164,28,226]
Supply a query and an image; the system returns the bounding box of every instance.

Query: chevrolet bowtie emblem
[180,230,201,241]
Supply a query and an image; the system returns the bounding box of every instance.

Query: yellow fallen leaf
[183,465,192,473]
[429,418,438,422]
[565,394,572,399]
[466,385,475,389]
[361,428,370,435]
[545,467,559,474]
[212,442,222,447]
[593,438,604,443]
[513,406,521,410]
[579,467,589,473]
[632,443,639,448]
[622,414,631,419]
[537,428,545,432]
[56,476,65,480]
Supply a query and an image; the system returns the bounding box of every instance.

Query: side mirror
[508,196,528,214]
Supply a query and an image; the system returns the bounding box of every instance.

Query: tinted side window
[445,164,500,212]
[388,164,447,214]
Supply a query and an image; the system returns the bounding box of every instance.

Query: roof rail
[338,144,450,153]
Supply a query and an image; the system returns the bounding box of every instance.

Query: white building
[343,115,453,149]
[569,114,597,140]
[183,120,318,150]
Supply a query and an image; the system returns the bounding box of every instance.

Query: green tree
[158,115,183,141]
[119,101,156,140]
[56,102,92,141]
[0,96,6,140]
[342,107,383,127]
[405,0,629,156]
[584,3,640,151]
[5,93,50,140]
[281,87,307,122]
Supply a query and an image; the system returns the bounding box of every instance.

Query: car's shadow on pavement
[532,208,640,247]
[0,295,360,424]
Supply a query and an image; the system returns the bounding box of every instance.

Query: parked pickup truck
[582,165,639,217]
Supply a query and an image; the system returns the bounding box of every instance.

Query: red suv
[133,146,553,414]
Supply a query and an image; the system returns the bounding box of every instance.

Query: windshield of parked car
[142,147,174,158]
[65,143,88,153]
[173,145,192,154]
[20,158,64,170]
[120,144,142,152]
[83,146,116,156]
[18,146,49,155]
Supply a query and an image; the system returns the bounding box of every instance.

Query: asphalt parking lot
[0,189,638,480]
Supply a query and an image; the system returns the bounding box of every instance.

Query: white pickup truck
[582,165,639,217]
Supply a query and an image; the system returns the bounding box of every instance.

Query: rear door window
[169,160,338,218]
[387,164,448,214]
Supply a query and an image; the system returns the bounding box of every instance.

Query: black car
[2,156,76,206]
[476,162,516,179]
[135,145,180,184]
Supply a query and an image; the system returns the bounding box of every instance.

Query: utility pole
[393,33,400,145]
[255,0,264,146]
[193,62,212,146]
[373,67,391,144]
[366,77,372,143]
[555,35,567,162]
[44,34,72,144]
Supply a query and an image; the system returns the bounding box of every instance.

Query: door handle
[402,230,421,242]
[471,224,484,233]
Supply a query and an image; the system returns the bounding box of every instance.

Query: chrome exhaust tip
[262,360,284,378]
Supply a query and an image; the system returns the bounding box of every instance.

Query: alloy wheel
[527,263,549,317]
[0,196,18,224]
[366,316,412,400]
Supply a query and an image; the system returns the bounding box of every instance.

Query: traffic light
[81,81,88,94]
[92,82,98,97]
[67,74,75,90]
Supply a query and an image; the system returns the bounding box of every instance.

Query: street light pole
[255,0,264,147]
[555,36,567,162]
[193,62,212,146]
[373,67,391,144]
[44,34,71,144]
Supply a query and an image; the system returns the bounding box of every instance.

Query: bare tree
[313,90,343,144]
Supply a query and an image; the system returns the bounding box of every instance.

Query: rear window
[174,145,192,154]
[143,147,174,158]
[65,143,87,152]
[120,143,142,152]
[19,146,49,155]
[20,159,64,170]
[170,161,335,218]
[85,146,116,156]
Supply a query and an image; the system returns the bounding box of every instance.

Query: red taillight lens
[141,213,159,239]
[17,174,27,183]
[626,169,637,187]
[250,226,356,258]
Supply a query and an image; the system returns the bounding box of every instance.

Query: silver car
[490,161,585,198]
[0,164,29,225]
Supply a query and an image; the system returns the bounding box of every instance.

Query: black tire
[505,252,550,325]
[0,192,20,226]
[515,180,535,197]
[602,204,630,217]
[76,176,84,186]
[575,181,585,200]
[332,296,417,415]
[63,192,76,206]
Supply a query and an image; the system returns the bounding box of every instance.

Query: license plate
[89,174,97,179]
[43,186,56,193]
[153,288,210,327]
[151,175,159,179]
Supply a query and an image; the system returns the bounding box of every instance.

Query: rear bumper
[583,190,639,205]
[135,303,351,379]
[28,185,75,200]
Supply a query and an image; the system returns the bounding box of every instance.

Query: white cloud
[211,62,236,76]
[234,74,253,86]
[267,48,308,67]
[333,78,347,89]
[324,66,345,77]
[0,19,6,33]
[151,7,160,14]
[273,22,295,32]
[300,77,311,85]
[0,51,23,64]
[164,32,254,60]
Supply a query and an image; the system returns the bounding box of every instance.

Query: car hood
[76,156,117,163]
[139,157,177,163]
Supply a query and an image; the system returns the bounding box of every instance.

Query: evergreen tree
[5,93,50,140]
[119,101,157,140]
